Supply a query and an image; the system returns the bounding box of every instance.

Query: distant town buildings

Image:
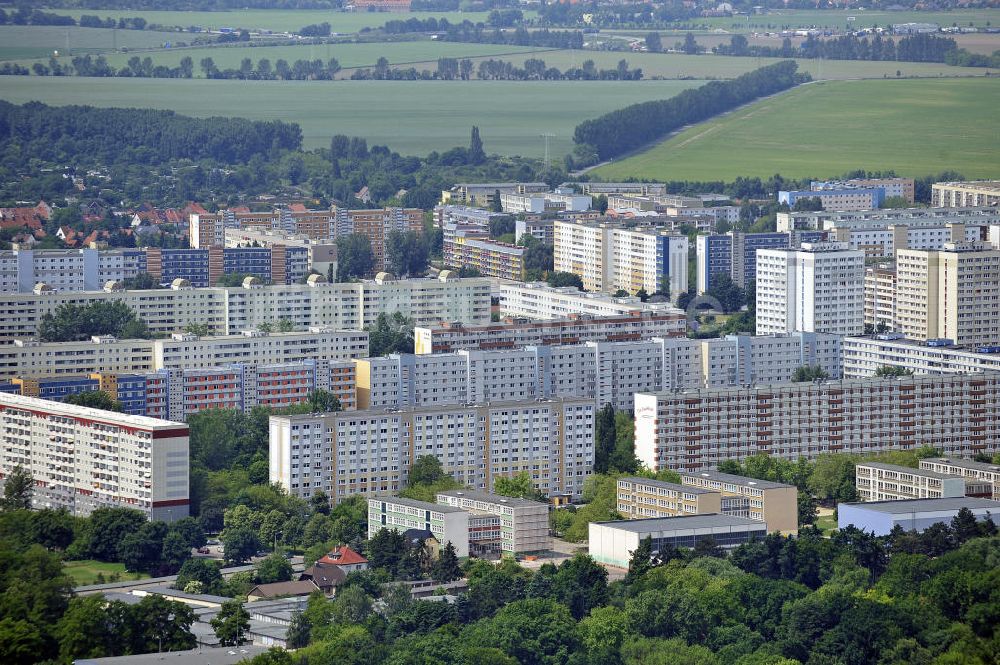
[855,462,968,502]
[494,281,680,320]
[440,183,548,208]
[437,490,552,555]
[842,335,1000,378]
[776,206,1000,233]
[368,497,470,558]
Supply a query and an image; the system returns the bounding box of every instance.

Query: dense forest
[573,60,808,162]
[0,102,301,166]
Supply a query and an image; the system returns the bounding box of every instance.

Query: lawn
[40,9,509,35]
[87,41,550,74]
[477,49,993,80]
[593,77,1000,182]
[0,76,703,157]
[63,559,147,586]
[815,513,838,536]
[0,25,179,60]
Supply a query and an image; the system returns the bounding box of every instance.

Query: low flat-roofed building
[837,497,1000,536]
[855,462,968,502]
[74,645,269,665]
[616,477,722,520]
[589,514,768,567]
[437,489,551,555]
[679,470,798,535]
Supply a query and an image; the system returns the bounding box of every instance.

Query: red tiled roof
[317,545,368,566]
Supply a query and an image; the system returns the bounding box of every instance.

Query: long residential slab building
[493,281,681,320]
[269,397,595,504]
[414,311,686,354]
[0,392,190,520]
[0,274,491,343]
[634,373,1000,472]
[842,335,1000,378]
[360,332,841,412]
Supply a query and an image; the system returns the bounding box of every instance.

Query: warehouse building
[837,497,1000,536]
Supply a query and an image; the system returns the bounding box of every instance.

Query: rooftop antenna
[540,133,555,167]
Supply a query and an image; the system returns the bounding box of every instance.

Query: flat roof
[75,645,268,665]
[0,392,186,429]
[842,497,1000,514]
[680,470,793,490]
[857,462,959,480]
[437,489,548,508]
[618,476,716,494]
[593,514,765,532]
[370,496,467,513]
[923,457,1000,473]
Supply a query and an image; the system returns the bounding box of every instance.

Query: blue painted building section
[36,376,100,400]
[838,498,1000,536]
[697,235,732,293]
[114,374,149,415]
[159,249,211,287]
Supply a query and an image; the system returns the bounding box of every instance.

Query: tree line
[0,101,301,167]
[574,60,808,162]
[0,8,150,29]
[713,31,980,64]
[379,17,585,49]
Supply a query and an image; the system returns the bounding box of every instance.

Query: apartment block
[756,242,865,336]
[919,457,1000,499]
[440,183,548,208]
[515,218,554,245]
[269,397,595,504]
[729,231,826,289]
[554,220,689,298]
[0,275,490,342]
[777,206,1000,233]
[437,490,551,554]
[616,476,721,519]
[500,192,591,214]
[224,228,338,278]
[828,222,977,258]
[819,178,914,203]
[679,470,798,534]
[0,328,367,381]
[863,266,897,332]
[442,224,525,281]
[855,462,967,502]
[571,182,669,197]
[413,311,686,355]
[0,393,189,520]
[842,335,1000,378]
[895,241,1000,346]
[778,186,883,211]
[433,205,509,229]
[190,205,421,272]
[494,281,680,320]
[367,497,470,558]
[362,332,839,412]
[634,374,1000,474]
[696,235,732,294]
[932,181,1000,208]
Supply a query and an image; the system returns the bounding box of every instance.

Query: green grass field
[87,41,549,73]
[42,9,507,34]
[0,76,702,156]
[594,77,1000,182]
[0,25,179,60]
[63,559,147,586]
[470,49,994,80]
